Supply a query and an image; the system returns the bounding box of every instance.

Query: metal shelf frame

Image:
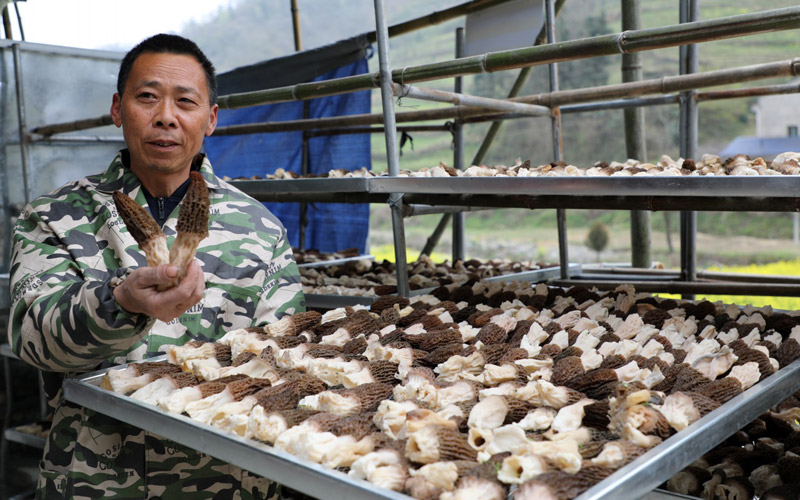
[24,3,800,298]
[14,2,800,499]
[3,427,46,450]
[305,293,376,309]
[62,355,800,500]
[302,264,583,307]
[64,368,410,500]
[297,254,375,269]
[232,175,800,207]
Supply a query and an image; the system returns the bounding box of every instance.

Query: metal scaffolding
[21,4,800,299]
[15,3,800,500]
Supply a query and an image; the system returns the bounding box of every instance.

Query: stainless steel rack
[303,263,582,308]
[407,263,583,295]
[3,426,46,450]
[370,175,800,201]
[64,366,409,500]
[63,356,800,500]
[234,175,800,212]
[297,254,375,269]
[17,2,800,499]
[305,293,377,309]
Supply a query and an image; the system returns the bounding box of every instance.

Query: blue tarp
[204,57,371,254]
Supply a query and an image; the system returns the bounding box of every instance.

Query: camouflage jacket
[8,151,305,499]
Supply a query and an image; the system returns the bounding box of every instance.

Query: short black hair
[117,33,217,105]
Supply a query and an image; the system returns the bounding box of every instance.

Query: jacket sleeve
[7,204,153,373]
[251,222,305,327]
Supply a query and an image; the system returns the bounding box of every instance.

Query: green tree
[558,12,612,90]
[585,221,610,261]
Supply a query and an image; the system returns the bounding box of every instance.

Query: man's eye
[179,98,197,105]
[138,92,156,100]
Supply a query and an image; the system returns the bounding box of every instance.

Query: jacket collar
[96,149,223,196]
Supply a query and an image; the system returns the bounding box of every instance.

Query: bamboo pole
[290,0,302,52]
[304,124,450,137]
[467,81,800,116]
[217,6,800,109]
[537,59,800,107]
[31,115,114,137]
[32,54,800,138]
[393,83,551,115]
[558,95,679,114]
[30,7,800,137]
[696,81,800,101]
[29,1,514,137]
[209,58,800,136]
[2,6,11,39]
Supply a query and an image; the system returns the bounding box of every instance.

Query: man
[8,34,304,499]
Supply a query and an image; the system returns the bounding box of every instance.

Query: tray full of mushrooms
[64,281,800,500]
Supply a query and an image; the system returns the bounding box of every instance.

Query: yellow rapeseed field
[369,244,449,265]
[698,259,800,311]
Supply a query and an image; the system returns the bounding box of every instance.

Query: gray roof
[719,136,800,160]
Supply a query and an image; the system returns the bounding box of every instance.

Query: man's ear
[110,93,123,128]
[205,104,218,137]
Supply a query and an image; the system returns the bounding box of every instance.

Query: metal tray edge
[298,255,375,269]
[63,377,410,500]
[576,357,800,500]
[368,176,800,198]
[230,177,371,193]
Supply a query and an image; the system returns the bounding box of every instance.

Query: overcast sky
[13,0,235,51]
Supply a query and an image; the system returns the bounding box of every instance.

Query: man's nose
[154,100,177,128]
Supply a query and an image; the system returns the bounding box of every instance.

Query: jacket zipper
[158,198,166,221]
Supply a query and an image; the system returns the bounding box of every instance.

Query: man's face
[110,52,218,178]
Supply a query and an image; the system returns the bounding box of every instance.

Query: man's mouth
[150,141,178,146]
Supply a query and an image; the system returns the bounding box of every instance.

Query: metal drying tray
[63,361,408,500]
[230,177,370,193]
[408,264,583,296]
[483,264,581,283]
[297,254,375,269]
[305,265,581,306]
[576,357,800,500]
[305,293,376,309]
[230,178,384,204]
[368,176,800,212]
[228,175,800,210]
[64,357,800,500]
[4,425,47,449]
[642,492,701,500]
[368,176,800,197]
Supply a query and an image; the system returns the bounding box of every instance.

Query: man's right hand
[113,261,205,322]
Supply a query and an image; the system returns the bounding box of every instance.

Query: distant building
[719,90,800,161]
[752,92,800,137]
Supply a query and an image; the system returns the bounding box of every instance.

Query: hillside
[182,1,800,263]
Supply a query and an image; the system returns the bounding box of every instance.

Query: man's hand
[113,261,205,322]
